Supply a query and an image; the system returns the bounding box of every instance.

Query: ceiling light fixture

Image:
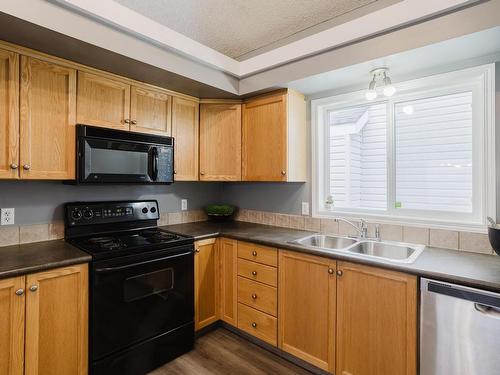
[365,67,396,100]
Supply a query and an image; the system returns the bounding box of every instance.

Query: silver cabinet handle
[23,164,31,170]
[251,271,257,276]
[281,170,286,176]
[131,120,137,125]
[328,268,334,274]
[10,163,18,170]
[29,285,38,292]
[200,171,205,175]
[15,288,24,296]
[195,249,200,253]
[124,119,131,124]
[336,270,343,277]
[252,250,257,256]
[251,293,257,300]
[251,322,257,328]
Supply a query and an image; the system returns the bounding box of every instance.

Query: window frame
[311,64,496,232]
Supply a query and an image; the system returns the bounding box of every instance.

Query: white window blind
[395,92,473,213]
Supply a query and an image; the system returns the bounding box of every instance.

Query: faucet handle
[375,224,381,240]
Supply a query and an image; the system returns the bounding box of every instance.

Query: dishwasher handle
[427,281,500,309]
[474,303,500,319]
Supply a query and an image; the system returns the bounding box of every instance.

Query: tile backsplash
[0,210,207,248]
[234,209,496,256]
[0,207,495,256]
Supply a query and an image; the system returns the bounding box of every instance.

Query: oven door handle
[94,251,192,273]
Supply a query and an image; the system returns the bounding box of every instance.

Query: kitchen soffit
[51,0,477,78]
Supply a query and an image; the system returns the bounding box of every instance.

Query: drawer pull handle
[15,288,24,296]
[252,250,257,256]
[251,271,257,276]
[251,293,257,300]
[251,322,257,328]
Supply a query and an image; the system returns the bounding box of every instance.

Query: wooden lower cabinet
[194,238,219,330]
[336,261,417,375]
[219,238,238,326]
[278,250,336,373]
[0,276,25,375]
[0,264,88,375]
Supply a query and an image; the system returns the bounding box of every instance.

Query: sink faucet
[334,218,368,238]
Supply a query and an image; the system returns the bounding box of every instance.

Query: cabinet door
[0,49,19,179]
[77,71,130,130]
[172,97,199,180]
[219,238,238,326]
[130,84,171,136]
[0,276,25,375]
[199,103,241,181]
[194,238,219,330]
[336,261,417,375]
[25,264,88,375]
[242,93,287,181]
[20,56,76,180]
[278,250,336,372]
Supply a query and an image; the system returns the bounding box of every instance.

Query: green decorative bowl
[204,204,236,221]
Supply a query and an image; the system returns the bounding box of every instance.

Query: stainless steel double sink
[291,234,424,263]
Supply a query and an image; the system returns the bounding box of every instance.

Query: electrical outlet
[301,202,310,215]
[1,208,15,225]
[181,199,188,211]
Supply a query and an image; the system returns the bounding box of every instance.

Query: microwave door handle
[151,147,159,181]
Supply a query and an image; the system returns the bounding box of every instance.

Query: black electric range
[65,200,195,375]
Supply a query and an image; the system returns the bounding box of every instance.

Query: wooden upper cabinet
[199,103,241,181]
[20,56,76,180]
[242,89,306,182]
[25,264,88,375]
[0,276,25,375]
[0,49,19,179]
[279,250,336,373]
[194,238,219,330]
[77,71,130,131]
[219,238,238,326]
[130,84,172,136]
[336,261,417,375]
[172,97,199,181]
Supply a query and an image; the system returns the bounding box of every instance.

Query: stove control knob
[71,209,82,220]
[150,207,157,213]
[142,207,149,214]
[83,209,93,220]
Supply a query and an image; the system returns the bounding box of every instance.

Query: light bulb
[383,85,396,97]
[365,90,377,100]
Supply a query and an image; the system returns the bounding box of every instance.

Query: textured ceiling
[114,0,377,59]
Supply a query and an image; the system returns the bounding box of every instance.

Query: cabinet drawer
[237,303,277,346]
[238,258,277,287]
[237,242,277,267]
[237,276,277,316]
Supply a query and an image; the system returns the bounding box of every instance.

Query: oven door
[91,247,194,361]
[78,137,173,184]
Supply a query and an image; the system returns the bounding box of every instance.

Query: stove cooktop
[70,228,193,259]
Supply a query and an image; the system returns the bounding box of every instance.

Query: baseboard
[195,320,222,339]
[220,321,331,375]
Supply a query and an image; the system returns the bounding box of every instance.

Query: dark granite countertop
[0,240,91,279]
[163,221,500,293]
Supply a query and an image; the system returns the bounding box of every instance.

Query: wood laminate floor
[149,328,313,375]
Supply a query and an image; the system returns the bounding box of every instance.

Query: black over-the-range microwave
[74,125,174,184]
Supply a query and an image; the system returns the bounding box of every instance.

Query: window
[312,65,495,230]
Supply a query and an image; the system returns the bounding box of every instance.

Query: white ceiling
[288,26,500,96]
[114,0,377,59]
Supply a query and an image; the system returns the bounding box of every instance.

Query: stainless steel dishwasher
[421,278,500,375]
